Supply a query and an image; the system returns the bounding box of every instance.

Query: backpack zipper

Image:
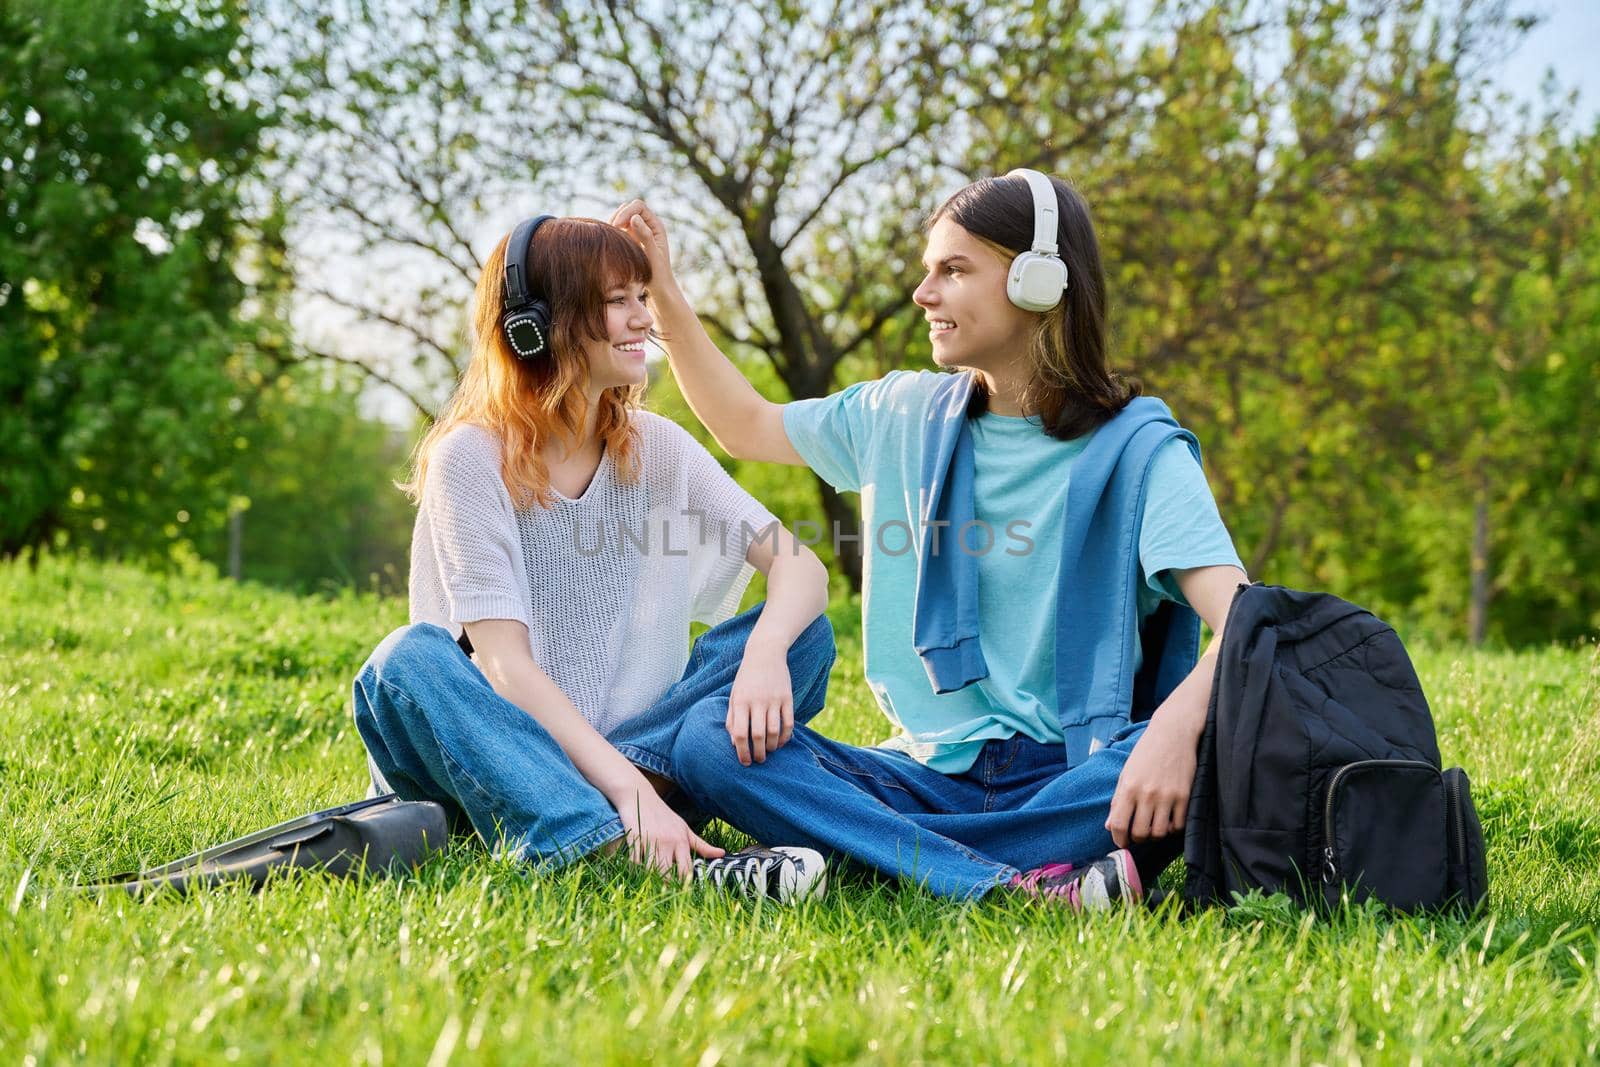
[1321,759,1439,884]
[1444,769,1466,864]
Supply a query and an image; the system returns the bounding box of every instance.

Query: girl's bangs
[593,223,652,288]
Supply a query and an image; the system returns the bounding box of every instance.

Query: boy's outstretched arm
[612,199,807,466]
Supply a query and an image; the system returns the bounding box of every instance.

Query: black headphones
[501,214,555,361]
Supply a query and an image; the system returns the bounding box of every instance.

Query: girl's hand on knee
[726,646,794,766]
[1104,717,1198,848]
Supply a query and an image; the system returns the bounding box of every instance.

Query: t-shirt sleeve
[1139,437,1246,606]
[679,431,782,626]
[419,428,533,628]
[780,373,908,494]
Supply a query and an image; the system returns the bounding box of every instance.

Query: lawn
[2,554,1597,1065]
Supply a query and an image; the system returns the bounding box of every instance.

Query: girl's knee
[797,611,835,653]
[788,612,836,716]
[354,624,466,732]
[787,612,836,674]
[362,623,458,685]
[670,704,741,780]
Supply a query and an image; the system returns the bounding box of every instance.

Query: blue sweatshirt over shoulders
[783,370,1243,772]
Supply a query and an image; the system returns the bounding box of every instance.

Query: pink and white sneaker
[1009,849,1143,910]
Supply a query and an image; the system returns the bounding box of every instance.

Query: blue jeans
[350,602,837,870]
[671,706,1157,900]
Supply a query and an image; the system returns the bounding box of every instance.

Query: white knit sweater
[408,411,779,736]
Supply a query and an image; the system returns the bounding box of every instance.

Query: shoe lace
[700,851,783,897]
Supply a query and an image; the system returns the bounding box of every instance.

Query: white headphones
[1003,168,1071,313]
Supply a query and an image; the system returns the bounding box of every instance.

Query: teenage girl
[350,214,835,901]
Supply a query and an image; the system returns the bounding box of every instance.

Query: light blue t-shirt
[783,370,1245,773]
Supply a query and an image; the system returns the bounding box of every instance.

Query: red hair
[404,217,648,508]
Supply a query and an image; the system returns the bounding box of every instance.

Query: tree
[254,0,561,423]
[256,0,1595,639]
[975,0,1584,642]
[1466,122,1600,643]
[260,0,1182,588]
[0,0,267,559]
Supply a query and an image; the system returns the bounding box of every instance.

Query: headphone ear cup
[502,299,552,361]
[1006,253,1070,313]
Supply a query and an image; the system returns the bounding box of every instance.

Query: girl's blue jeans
[353,601,1175,896]
[350,602,837,869]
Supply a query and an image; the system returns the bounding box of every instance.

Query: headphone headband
[501,214,556,362]
[503,214,555,310]
[1005,168,1059,257]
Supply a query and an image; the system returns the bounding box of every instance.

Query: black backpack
[1182,583,1489,914]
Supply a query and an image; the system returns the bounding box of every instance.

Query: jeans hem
[968,865,1020,901]
[503,816,626,872]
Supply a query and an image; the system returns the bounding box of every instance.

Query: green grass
[2,554,1597,1065]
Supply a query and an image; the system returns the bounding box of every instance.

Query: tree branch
[303,285,461,370]
[288,345,437,423]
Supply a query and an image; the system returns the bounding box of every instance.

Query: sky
[1494,0,1599,126]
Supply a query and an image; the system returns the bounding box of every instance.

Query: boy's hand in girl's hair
[610,198,674,282]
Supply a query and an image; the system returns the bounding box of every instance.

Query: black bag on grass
[91,793,450,899]
[1182,583,1489,914]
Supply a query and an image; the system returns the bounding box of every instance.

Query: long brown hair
[930,173,1141,439]
[403,217,647,509]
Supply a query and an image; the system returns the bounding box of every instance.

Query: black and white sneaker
[693,845,827,903]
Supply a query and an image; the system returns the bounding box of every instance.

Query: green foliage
[970,0,1600,644]
[1,556,1597,1063]
[264,0,1597,643]
[0,0,267,557]
[0,2,421,595]
[189,365,418,595]
[1477,130,1600,643]
[6,0,1596,642]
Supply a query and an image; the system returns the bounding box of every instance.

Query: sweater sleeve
[675,429,780,626]
[420,427,533,628]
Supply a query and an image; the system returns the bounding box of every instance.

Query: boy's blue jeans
[354,601,1170,897]
[350,602,837,869]
[670,704,1157,899]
